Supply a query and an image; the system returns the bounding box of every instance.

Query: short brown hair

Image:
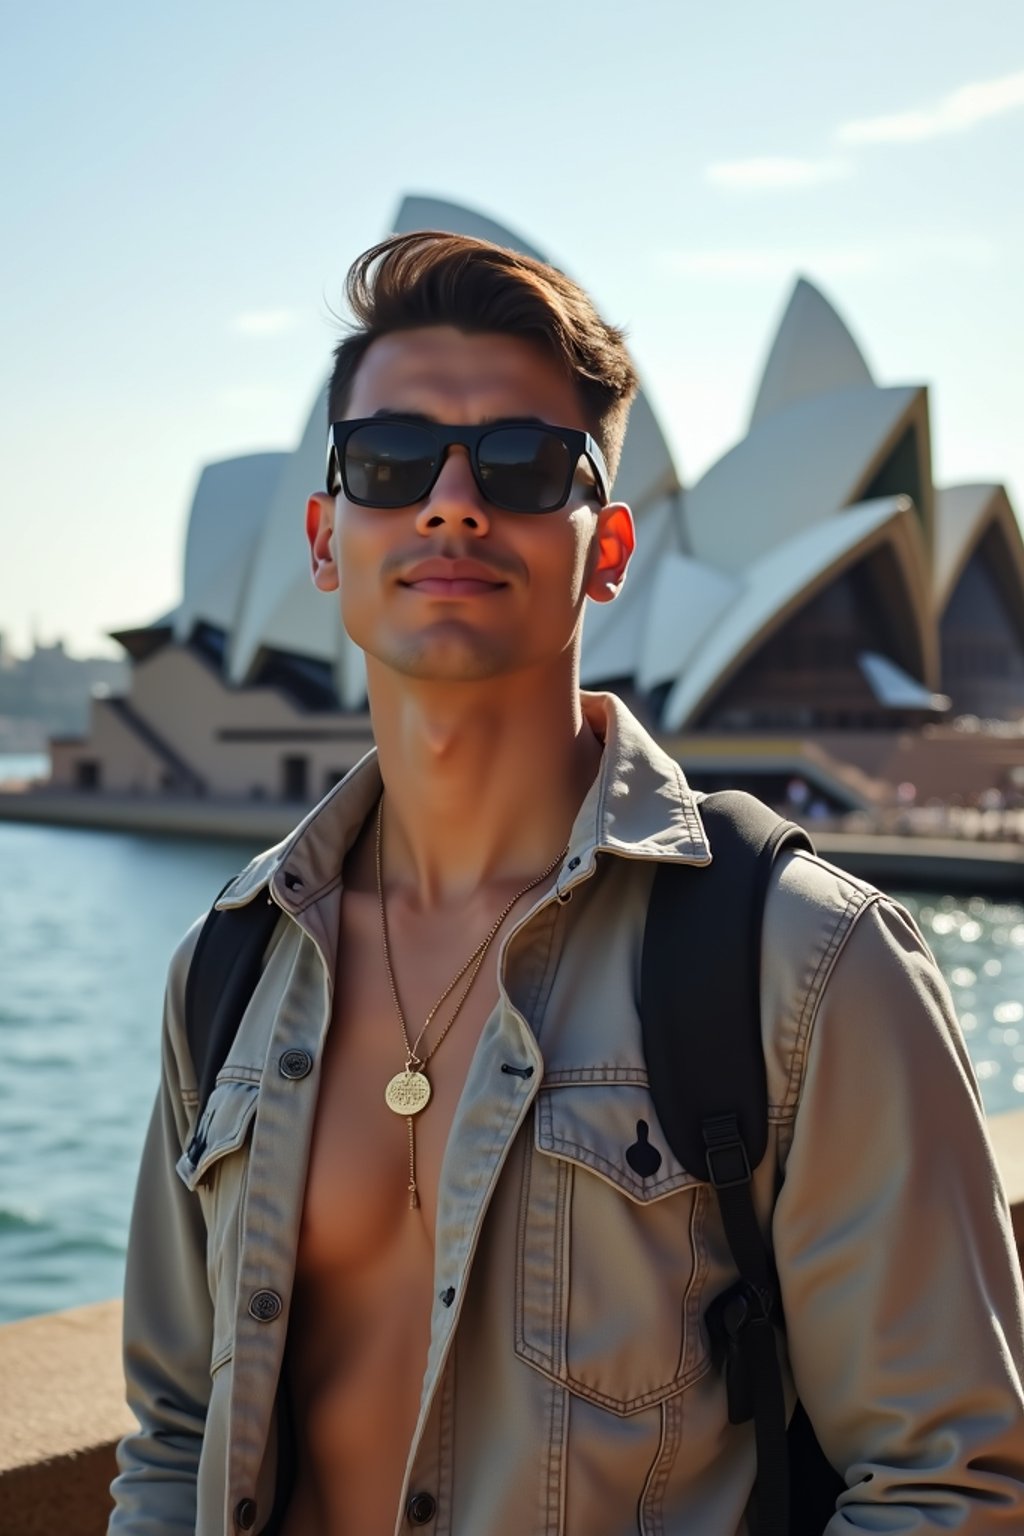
[328,231,639,484]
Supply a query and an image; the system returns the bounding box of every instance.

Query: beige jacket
[110,693,1024,1535]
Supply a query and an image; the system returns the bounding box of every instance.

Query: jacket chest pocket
[176,1079,259,1372]
[515,1081,710,1416]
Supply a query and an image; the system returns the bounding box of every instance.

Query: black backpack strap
[641,790,813,1536]
[183,882,282,1164]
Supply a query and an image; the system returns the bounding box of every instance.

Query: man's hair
[328,231,640,485]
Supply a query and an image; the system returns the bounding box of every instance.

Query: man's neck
[365,666,602,911]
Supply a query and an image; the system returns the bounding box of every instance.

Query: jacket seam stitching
[784,886,880,1109]
[542,1066,650,1084]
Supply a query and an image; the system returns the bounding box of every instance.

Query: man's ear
[585,502,635,604]
[306,493,340,592]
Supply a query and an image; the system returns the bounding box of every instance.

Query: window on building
[76,759,100,790]
[282,755,309,802]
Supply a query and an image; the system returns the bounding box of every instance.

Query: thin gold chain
[376,794,567,1207]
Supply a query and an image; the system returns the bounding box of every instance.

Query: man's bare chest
[297,889,502,1269]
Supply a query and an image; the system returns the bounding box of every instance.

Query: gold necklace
[375,796,567,1209]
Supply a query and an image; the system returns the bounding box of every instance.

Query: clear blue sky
[2,0,1022,657]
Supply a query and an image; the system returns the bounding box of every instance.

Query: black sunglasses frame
[326,417,611,514]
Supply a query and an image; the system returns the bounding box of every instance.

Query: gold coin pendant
[385,1069,432,1116]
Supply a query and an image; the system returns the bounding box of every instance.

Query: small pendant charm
[385,1069,432,1116]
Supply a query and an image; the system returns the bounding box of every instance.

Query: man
[110,231,1024,1535]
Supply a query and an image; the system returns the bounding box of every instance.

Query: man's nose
[414,445,491,536]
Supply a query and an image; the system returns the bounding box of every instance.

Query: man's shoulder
[759,845,905,1114]
[769,843,882,932]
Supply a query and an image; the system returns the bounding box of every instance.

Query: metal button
[235,1498,258,1530]
[248,1289,282,1322]
[279,1048,313,1080]
[407,1491,437,1525]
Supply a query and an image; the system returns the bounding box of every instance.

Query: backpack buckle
[706,1279,776,1424]
[702,1113,752,1188]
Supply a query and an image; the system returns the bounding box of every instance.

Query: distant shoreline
[0,752,50,787]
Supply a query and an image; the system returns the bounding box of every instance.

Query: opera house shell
[51,197,1024,813]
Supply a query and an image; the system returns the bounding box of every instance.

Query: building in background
[0,635,126,755]
[48,197,1024,814]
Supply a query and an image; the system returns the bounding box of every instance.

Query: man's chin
[370,632,512,684]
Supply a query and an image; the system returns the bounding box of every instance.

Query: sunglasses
[326,417,610,514]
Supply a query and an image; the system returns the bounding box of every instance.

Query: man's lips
[398,558,509,596]
[404,577,506,597]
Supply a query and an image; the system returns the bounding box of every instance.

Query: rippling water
[0,815,1021,1325]
[0,820,260,1323]
[895,892,1024,1108]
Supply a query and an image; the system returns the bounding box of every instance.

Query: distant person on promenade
[109,232,1024,1534]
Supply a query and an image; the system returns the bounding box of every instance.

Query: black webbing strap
[641,791,814,1536]
[704,1115,790,1536]
[183,882,282,1161]
[642,791,811,1174]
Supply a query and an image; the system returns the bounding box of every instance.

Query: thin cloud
[231,309,301,337]
[657,235,997,282]
[706,157,852,190]
[838,69,1024,145]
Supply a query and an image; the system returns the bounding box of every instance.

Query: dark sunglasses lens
[478,428,572,512]
[343,423,438,506]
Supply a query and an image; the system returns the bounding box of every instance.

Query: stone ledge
[0,1299,131,1536]
[4,1113,1024,1534]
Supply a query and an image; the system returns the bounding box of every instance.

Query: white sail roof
[661,497,929,729]
[685,383,927,573]
[227,386,333,681]
[394,194,549,263]
[749,277,873,429]
[173,453,287,642]
[859,652,947,712]
[636,553,742,693]
[933,483,1024,615]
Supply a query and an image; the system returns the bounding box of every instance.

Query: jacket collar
[219,691,710,914]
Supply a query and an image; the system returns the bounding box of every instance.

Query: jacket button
[407,1491,437,1524]
[235,1498,258,1530]
[248,1289,282,1322]
[279,1048,313,1079]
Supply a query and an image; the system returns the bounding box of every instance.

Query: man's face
[307,326,633,686]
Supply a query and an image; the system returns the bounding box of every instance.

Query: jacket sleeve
[109,916,213,1535]
[773,892,1024,1527]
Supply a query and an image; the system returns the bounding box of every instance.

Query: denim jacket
[110,692,1024,1534]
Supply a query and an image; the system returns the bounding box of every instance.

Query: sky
[2,0,1022,659]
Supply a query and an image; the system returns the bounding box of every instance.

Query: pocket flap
[535,1080,702,1203]
[176,1079,259,1193]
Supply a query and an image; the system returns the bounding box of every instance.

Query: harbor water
[1,803,1022,1325]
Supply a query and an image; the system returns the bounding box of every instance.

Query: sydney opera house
[50,197,1024,815]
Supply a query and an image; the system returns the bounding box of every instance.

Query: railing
[4,1110,1024,1535]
